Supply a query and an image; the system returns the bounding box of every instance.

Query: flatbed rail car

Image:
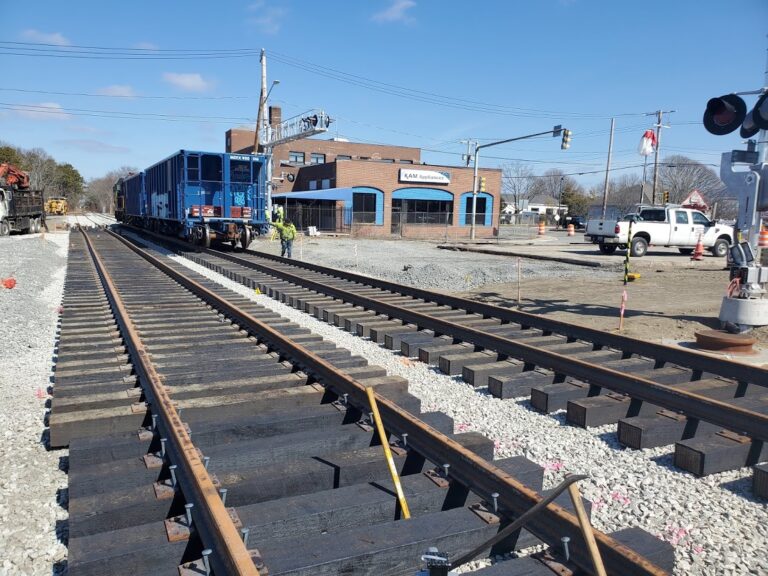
[115,150,269,248]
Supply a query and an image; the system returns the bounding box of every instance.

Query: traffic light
[561,129,572,150]
[479,176,486,192]
[703,93,768,138]
[663,191,669,204]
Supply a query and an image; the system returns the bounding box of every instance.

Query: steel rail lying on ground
[108,227,669,576]
[180,241,768,443]
[79,228,260,576]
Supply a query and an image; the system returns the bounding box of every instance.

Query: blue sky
[1,0,766,188]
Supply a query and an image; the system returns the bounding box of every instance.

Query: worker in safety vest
[271,219,297,258]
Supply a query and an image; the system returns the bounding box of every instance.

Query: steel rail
[182,242,768,443]
[79,229,259,576]
[107,227,668,576]
[119,224,765,385]
[231,246,767,386]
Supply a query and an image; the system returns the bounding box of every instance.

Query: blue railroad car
[115,150,269,248]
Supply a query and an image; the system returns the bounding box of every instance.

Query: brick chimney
[269,106,282,130]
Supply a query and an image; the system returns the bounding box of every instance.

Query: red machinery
[0,163,30,189]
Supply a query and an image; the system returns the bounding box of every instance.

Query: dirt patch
[461,263,768,350]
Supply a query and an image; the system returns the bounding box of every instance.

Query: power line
[0,87,254,101]
[1,41,653,120]
[1,102,253,124]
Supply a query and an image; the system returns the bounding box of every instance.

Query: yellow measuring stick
[365,386,411,519]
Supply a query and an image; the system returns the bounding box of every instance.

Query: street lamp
[470,126,567,240]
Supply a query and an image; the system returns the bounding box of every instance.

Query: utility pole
[462,139,475,167]
[649,109,675,205]
[600,118,615,219]
[254,49,267,153]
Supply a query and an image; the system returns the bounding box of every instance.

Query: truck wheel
[678,248,693,255]
[711,238,729,258]
[630,237,648,257]
[598,243,617,255]
[0,220,9,236]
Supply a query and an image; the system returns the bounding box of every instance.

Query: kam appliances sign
[399,169,451,185]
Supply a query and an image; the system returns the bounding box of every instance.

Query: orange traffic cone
[567,223,575,236]
[538,221,546,236]
[758,224,768,248]
[691,234,704,261]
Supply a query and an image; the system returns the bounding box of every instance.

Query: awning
[271,187,356,201]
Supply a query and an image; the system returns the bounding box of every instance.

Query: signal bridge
[262,110,332,149]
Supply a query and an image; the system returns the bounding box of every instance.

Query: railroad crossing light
[479,176,486,192]
[703,93,768,137]
[561,129,572,150]
[741,92,768,138]
[663,191,669,204]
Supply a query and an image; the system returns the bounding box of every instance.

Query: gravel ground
[0,230,69,576]
[2,227,766,575]
[128,231,768,576]
[249,235,617,291]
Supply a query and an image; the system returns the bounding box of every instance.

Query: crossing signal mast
[702,76,768,331]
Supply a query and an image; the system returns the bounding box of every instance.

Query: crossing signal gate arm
[702,89,768,331]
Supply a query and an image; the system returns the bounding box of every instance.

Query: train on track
[114,149,269,248]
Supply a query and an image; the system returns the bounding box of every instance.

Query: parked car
[567,215,586,230]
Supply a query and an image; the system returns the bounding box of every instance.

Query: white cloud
[96,85,136,98]
[162,72,212,92]
[246,1,287,34]
[69,124,108,135]
[21,29,71,46]
[372,0,416,24]
[134,41,158,50]
[14,102,71,120]
[54,140,129,154]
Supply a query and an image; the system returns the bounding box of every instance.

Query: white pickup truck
[585,205,734,257]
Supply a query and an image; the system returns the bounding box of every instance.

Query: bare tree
[85,166,137,212]
[659,155,725,203]
[528,169,585,203]
[501,162,534,209]
[20,148,58,192]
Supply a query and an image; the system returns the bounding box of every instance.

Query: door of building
[391,199,402,235]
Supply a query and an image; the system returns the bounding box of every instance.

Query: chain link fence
[278,204,543,241]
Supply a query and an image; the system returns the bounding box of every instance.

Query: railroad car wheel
[630,236,648,257]
[711,238,729,258]
[598,243,617,254]
[201,225,211,248]
[240,227,251,251]
[0,219,9,236]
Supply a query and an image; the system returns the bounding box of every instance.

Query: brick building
[225,112,501,238]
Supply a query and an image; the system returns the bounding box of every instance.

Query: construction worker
[271,218,297,258]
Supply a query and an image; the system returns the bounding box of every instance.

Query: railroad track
[121,225,768,494]
[49,228,675,576]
